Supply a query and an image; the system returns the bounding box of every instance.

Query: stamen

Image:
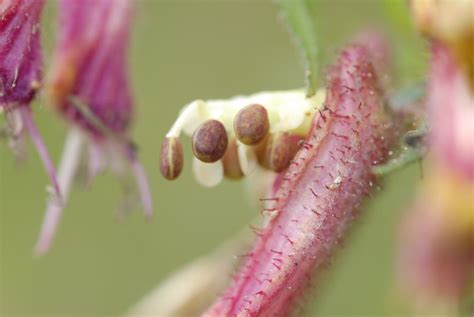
[166,100,206,138]
[192,157,224,187]
[234,104,269,145]
[5,106,23,137]
[222,138,244,179]
[258,132,293,172]
[160,137,184,180]
[19,106,62,201]
[129,157,154,218]
[236,141,257,176]
[164,89,326,186]
[192,119,228,163]
[35,128,84,255]
[88,142,105,181]
[5,106,27,159]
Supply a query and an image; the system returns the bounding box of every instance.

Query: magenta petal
[204,35,395,317]
[50,0,134,138]
[397,199,474,304]
[428,43,474,181]
[0,0,43,107]
[0,0,61,202]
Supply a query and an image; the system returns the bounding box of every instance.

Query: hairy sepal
[204,36,395,317]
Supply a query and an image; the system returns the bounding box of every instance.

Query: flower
[0,0,61,198]
[202,33,395,316]
[395,4,474,312]
[396,42,474,313]
[35,0,153,255]
[428,44,474,181]
[149,32,395,316]
[398,170,473,312]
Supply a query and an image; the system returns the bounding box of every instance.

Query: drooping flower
[394,3,474,313]
[428,44,474,181]
[397,172,473,312]
[0,0,61,198]
[35,0,153,254]
[162,32,393,316]
[396,41,474,313]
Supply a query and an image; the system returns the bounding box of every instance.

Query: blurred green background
[1,1,428,316]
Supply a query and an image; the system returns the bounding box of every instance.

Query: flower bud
[233,103,269,145]
[192,119,228,163]
[222,138,244,179]
[160,137,184,180]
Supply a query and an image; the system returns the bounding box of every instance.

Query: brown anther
[192,119,228,163]
[222,139,244,179]
[257,133,293,172]
[160,137,184,180]
[234,104,270,145]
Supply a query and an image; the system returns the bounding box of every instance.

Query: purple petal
[0,0,43,106]
[48,0,134,138]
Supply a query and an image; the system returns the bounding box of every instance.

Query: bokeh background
[1,1,430,316]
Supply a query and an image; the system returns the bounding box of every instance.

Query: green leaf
[276,0,319,97]
[372,147,424,177]
[373,125,427,177]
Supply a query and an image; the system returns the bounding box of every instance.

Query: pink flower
[396,4,474,312]
[48,0,134,137]
[398,187,473,307]
[35,0,153,255]
[428,43,474,181]
[0,0,61,198]
[396,42,474,312]
[204,33,395,317]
